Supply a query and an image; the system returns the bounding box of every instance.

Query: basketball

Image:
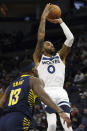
[47,4,61,19]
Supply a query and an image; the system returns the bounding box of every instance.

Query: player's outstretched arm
[0,88,7,109]
[47,18,74,62]
[58,18,74,61]
[30,77,72,128]
[33,4,51,66]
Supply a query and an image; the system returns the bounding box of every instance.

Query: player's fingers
[47,18,57,23]
[46,3,51,8]
[47,3,51,6]
[63,117,71,128]
[48,3,51,5]
[46,3,52,10]
[63,120,65,124]
[47,18,52,22]
[64,120,70,128]
[69,120,72,127]
[67,119,72,128]
[47,18,54,22]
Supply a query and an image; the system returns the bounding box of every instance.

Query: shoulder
[29,77,45,92]
[30,77,44,86]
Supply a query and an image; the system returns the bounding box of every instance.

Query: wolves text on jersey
[42,59,60,65]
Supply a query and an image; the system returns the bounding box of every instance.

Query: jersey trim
[21,75,32,78]
[42,56,59,61]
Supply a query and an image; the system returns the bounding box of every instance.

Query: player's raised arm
[30,77,71,128]
[33,4,51,66]
[47,18,74,62]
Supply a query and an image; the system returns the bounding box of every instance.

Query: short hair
[19,59,35,73]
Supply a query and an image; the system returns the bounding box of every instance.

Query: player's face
[43,41,56,55]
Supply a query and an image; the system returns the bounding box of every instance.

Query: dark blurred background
[0,0,87,131]
[0,0,87,54]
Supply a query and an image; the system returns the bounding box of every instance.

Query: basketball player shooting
[33,3,74,131]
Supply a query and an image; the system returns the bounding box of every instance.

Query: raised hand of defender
[59,112,72,128]
[47,18,63,24]
[41,3,52,19]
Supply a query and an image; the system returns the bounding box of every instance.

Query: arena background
[0,0,87,131]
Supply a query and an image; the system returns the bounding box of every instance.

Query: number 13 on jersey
[8,88,21,106]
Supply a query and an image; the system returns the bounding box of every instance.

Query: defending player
[33,3,74,131]
[0,60,71,131]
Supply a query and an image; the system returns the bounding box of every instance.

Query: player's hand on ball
[47,18,63,24]
[41,3,52,20]
[59,112,72,128]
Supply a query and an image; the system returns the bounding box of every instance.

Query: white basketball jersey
[37,53,65,88]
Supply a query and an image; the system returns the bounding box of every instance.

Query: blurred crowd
[0,31,87,131]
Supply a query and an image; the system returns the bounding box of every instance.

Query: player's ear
[42,48,45,54]
[32,68,35,74]
[41,43,45,53]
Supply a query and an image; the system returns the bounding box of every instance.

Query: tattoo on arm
[38,18,46,38]
[35,40,44,60]
[33,18,46,62]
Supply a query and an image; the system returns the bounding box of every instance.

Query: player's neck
[43,52,52,57]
